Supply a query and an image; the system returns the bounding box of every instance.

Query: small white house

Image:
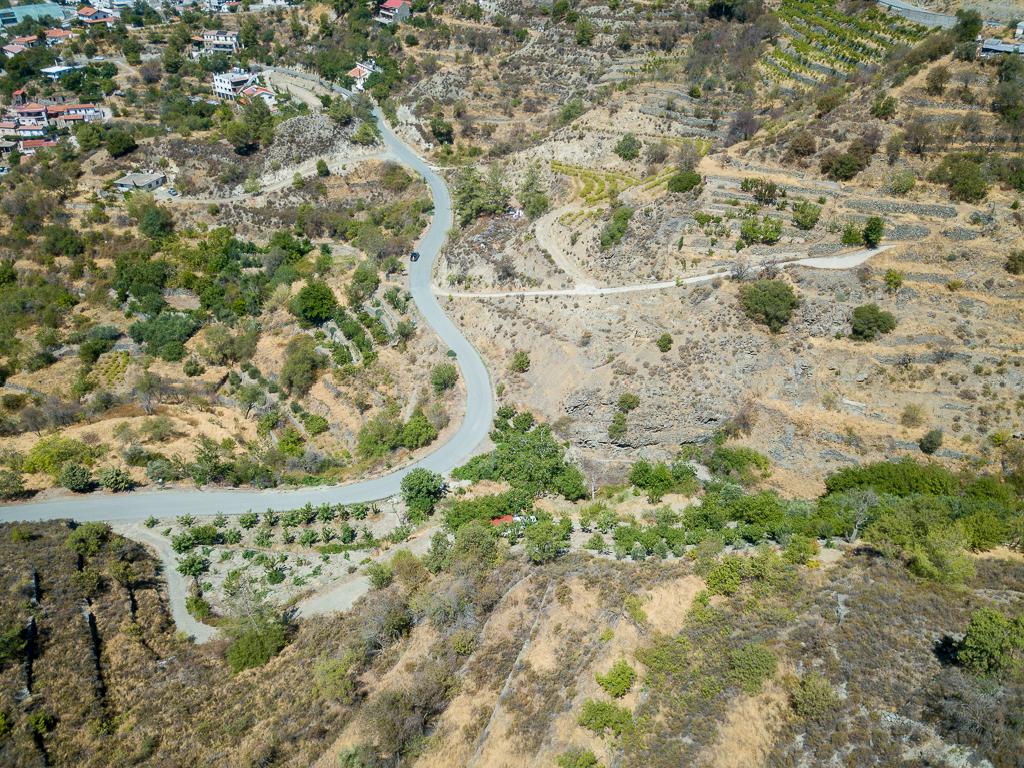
[346,60,377,91]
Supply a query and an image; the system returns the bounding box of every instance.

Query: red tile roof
[381,0,409,8]
[490,515,514,526]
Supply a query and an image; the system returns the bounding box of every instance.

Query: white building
[346,60,377,92]
[192,29,240,56]
[212,68,258,100]
[114,171,166,192]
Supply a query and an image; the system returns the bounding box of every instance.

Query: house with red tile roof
[375,0,411,24]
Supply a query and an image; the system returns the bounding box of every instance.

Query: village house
[980,38,1024,57]
[19,138,58,155]
[2,44,27,58]
[10,34,43,48]
[44,28,77,46]
[212,68,259,100]
[113,171,167,193]
[239,84,276,110]
[40,64,83,80]
[76,6,117,26]
[346,60,378,92]
[191,29,241,56]
[375,0,411,25]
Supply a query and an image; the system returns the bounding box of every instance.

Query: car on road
[410,251,420,262]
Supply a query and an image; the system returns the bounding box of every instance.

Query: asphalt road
[0,88,494,524]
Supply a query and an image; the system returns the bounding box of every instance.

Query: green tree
[430,114,454,144]
[958,607,1024,677]
[346,261,380,305]
[614,133,642,161]
[59,462,93,492]
[430,362,458,393]
[400,468,447,522]
[918,428,943,455]
[105,128,137,157]
[528,520,569,561]
[862,216,885,248]
[738,280,799,332]
[0,470,24,500]
[280,335,326,396]
[850,303,896,341]
[290,280,338,326]
[316,159,330,177]
[98,467,134,492]
[667,170,702,193]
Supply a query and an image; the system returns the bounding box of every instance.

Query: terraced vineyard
[763,0,928,87]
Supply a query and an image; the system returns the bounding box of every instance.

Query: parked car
[410,251,420,262]
[167,188,179,197]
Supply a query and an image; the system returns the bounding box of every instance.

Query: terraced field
[763,0,928,87]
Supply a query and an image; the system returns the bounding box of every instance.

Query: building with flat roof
[0,3,71,27]
[113,171,166,192]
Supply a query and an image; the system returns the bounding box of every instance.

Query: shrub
[524,519,570,564]
[791,201,821,230]
[790,673,839,722]
[510,350,531,373]
[900,403,926,427]
[707,445,771,485]
[783,534,819,565]
[430,362,459,393]
[614,133,641,161]
[400,468,447,522]
[957,607,1024,678]
[841,222,865,246]
[365,561,393,589]
[596,659,637,698]
[739,215,782,245]
[0,470,24,500]
[706,556,743,596]
[224,621,287,674]
[98,467,134,492]
[59,462,93,493]
[667,170,702,193]
[280,335,326,395]
[919,428,943,455]
[890,170,915,195]
[290,280,338,326]
[24,436,96,477]
[850,304,896,341]
[1005,250,1024,275]
[729,643,777,693]
[65,522,110,556]
[862,216,885,248]
[824,459,957,496]
[655,333,673,352]
[557,749,601,768]
[577,699,633,737]
[600,206,634,250]
[314,653,360,703]
[738,280,799,332]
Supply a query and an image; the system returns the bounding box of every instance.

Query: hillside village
[0,1,1021,767]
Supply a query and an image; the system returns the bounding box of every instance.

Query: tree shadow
[933,634,960,667]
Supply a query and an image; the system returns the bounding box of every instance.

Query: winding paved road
[0,84,494,524]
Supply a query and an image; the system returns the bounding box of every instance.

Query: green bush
[24,436,97,477]
[614,133,642,161]
[289,280,338,326]
[824,459,957,496]
[667,170,702,193]
[738,280,799,332]
[98,467,134,492]
[705,556,743,596]
[791,201,821,230]
[1004,250,1024,275]
[655,333,673,352]
[890,170,915,195]
[707,445,771,485]
[790,673,839,722]
[850,303,896,340]
[365,561,393,589]
[596,659,637,698]
[510,350,531,372]
[739,215,782,245]
[600,205,634,250]
[957,607,1024,678]
[224,621,287,674]
[128,312,200,361]
[577,699,633,738]
[862,216,885,248]
[400,468,447,522]
[430,361,459,393]
[728,643,777,693]
[557,749,601,768]
[280,335,326,396]
[59,462,93,493]
[919,428,943,455]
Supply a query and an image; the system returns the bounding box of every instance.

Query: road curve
[0,90,494,524]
